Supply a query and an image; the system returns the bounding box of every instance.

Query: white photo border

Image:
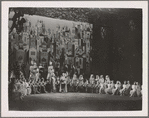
[1,1,148,117]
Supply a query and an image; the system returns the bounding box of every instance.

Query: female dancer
[89,74,95,93]
[130,82,137,97]
[72,73,78,92]
[84,79,89,93]
[94,75,100,93]
[77,75,84,92]
[136,82,141,97]
[112,81,121,95]
[59,73,66,92]
[99,78,105,94]
[120,81,127,96]
[125,81,131,96]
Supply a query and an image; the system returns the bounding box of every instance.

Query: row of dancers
[9,70,142,101]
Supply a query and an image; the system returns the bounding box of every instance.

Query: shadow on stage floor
[9,93,142,111]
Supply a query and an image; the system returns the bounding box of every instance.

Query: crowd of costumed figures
[8,9,142,101]
[9,60,142,101]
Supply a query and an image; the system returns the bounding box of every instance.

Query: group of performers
[9,60,142,101]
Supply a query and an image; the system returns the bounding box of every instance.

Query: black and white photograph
[1,1,148,117]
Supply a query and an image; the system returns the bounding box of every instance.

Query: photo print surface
[8,7,143,112]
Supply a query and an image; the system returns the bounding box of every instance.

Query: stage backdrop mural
[9,14,93,75]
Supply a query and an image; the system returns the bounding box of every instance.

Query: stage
[9,93,142,111]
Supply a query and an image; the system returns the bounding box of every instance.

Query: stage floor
[9,93,142,111]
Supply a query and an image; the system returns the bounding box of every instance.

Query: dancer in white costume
[130,82,137,97]
[94,76,100,93]
[51,73,56,92]
[136,82,141,97]
[141,85,142,96]
[11,79,23,101]
[99,78,105,94]
[125,81,131,96]
[21,79,28,96]
[99,75,104,84]
[26,80,32,95]
[106,80,115,94]
[95,75,100,82]
[111,81,115,89]
[105,75,110,84]
[89,74,95,93]
[89,74,95,84]
[48,61,54,72]
[66,72,71,92]
[120,81,127,96]
[29,61,37,81]
[35,68,40,82]
[47,61,54,82]
[72,73,78,92]
[112,81,121,95]
[105,81,111,94]
[84,79,89,93]
[59,73,67,92]
[77,75,84,92]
